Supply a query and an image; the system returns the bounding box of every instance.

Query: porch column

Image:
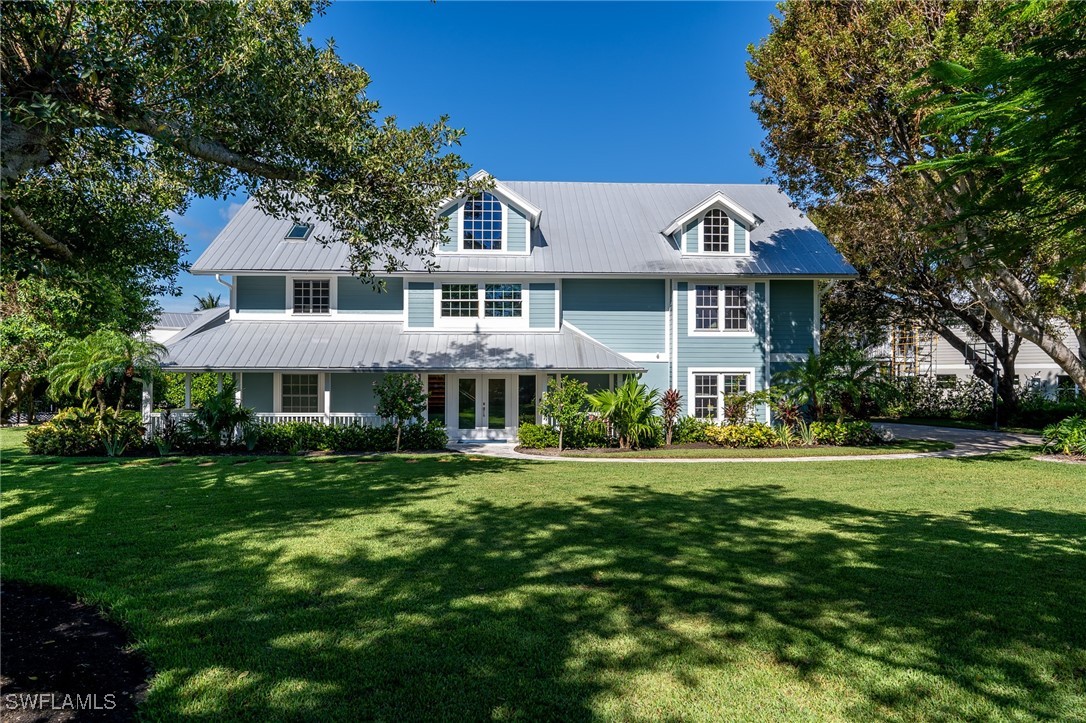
[216,373,224,393]
[323,374,332,423]
[184,373,192,409]
[141,376,153,425]
[234,372,243,406]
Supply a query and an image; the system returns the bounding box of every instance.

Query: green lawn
[522,439,952,458]
[3,427,1085,721]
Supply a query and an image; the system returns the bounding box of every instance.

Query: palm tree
[771,349,837,421]
[589,377,659,449]
[830,348,894,422]
[48,330,166,415]
[192,292,221,311]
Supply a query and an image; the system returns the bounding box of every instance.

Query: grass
[521,439,953,458]
[2,427,1085,721]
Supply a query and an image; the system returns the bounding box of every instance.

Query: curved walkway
[449,423,1042,463]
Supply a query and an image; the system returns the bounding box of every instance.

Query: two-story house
[150,173,856,440]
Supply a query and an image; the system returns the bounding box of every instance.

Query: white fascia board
[661,191,759,236]
[436,170,543,227]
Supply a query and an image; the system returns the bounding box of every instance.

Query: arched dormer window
[702,209,730,253]
[463,192,503,250]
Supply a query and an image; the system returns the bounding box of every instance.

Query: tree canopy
[748,0,1086,390]
[2,0,479,286]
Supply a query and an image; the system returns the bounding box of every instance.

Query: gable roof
[661,190,760,235]
[191,180,855,278]
[154,312,202,329]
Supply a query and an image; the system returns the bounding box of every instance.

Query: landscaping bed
[516,439,953,458]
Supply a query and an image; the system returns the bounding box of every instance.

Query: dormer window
[285,223,312,240]
[463,192,503,250]
[702,209,730,253]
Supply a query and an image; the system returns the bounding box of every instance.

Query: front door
[452,375,513,440]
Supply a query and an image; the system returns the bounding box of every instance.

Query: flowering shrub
[703,423,779,448]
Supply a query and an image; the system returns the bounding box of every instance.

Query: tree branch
[4,202,73,259]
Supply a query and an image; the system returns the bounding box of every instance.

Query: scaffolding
[888,324,938,378]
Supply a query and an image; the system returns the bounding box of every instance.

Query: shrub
[538,377,591,451]
[518,423,560,449]
[809,420,879,446]
[661,388,681,445]
[588,377,659,449]
[182,390,256,448]
[254,420,446,455]
[703,423,779,448]
[25,407,146,456]
[1042,415,1086,457]
[253,421,332,454]
[373,373,429,451]
[398,420,448,451]
[673,417,711,444]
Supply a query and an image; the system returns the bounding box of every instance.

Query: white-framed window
[688,370,754,419]
[702,209,730,253]
[281,374,319,413]
[439,283,524,319]
[691,283,751,334]
[293,279,330,314]
[462,192,503,251]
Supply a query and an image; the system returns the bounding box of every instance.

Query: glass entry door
[452,375,512,439]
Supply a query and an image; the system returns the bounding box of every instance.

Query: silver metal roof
[162,317,644,373]
[154,312,202,329]
[191,181,856,277]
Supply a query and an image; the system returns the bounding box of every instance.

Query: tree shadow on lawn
[3,457,1085,720]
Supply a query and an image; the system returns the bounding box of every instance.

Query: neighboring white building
[146,311,206,344]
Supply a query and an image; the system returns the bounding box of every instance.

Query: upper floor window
[693,284,749,332]
[293,279,330,314]
[463,192,503,250]
[703,209,730,253]
[285,223,312,240]
[440,283,523,318]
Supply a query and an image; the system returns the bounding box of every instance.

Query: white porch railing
[146,411,381,432]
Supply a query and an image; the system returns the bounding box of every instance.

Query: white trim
[813,282,821,354]
[432,278,535,331]
[693,210,746,257]
[437,170,543,227]
[764,280,772,424]
[670,279,679,391]
[662,191,759,236]
[686,368,756,419]
[686,281,757,337]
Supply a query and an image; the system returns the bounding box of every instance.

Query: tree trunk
[395,423,401,452]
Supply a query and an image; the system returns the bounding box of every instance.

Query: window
[694,284,749,332]
[463,192,502,250]
[693,374,718,419]
[692,371,752,419]
[518,375,537,426]
[441,284,479,317]
[695,285,718,330]
[293,279,329,314]
[703,209,730,253]
[484,284,522,317]
[285,223,312,240]
[281,374,319,413]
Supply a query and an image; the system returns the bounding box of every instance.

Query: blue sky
[163,1,778,312]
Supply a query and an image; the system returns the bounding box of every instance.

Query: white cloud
[220,201,245,222]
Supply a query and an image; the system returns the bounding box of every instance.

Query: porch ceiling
[161,320,644,374]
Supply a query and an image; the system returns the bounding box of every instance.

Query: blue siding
[676,281,768,422]
[684,221,698,253]
[770,280,815,354]
[562,279,666,353]
[440,206,458,252]
[236,276,285,313]
[241,372,274,412]
[407,282,434,328]
[338,277,404,314]
[638,361,671,395]
[529,283,556,329]
[733,221,748,254]
[330,372,382,413]
[507,206,527,253]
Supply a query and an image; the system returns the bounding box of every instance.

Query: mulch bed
[0,581,150,722]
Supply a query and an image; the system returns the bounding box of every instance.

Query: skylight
[285,223,312,240]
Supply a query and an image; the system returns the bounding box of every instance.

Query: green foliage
[673,417,712,444]
[162,372,235,409]
[181,390,256,448]
[774,349,895,423]
[588,377,659,449]
[794,420,817,447]
[703,423,780,449]
[24,407,144,456]
[47,329,165,415]
[517,423,560,450]
[373,373,429,452]
[253,420,446,455]
[1041,416,1086,457]
[809,421,880,447]
[3,1,479,288]
[193,293,221,311]
[538,377,591,451]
